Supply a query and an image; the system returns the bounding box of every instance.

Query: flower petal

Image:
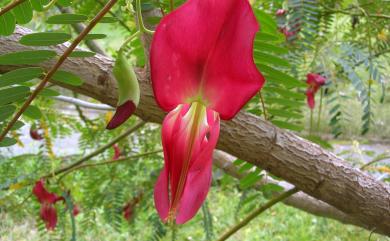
[32,180,59,204]
[106,100,136,130]
[151,0,264,119]
[154,103,220,224]
[40,204,57,230]
[306,89,315,109]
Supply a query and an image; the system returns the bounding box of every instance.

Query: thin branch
[0,0,25,17]
[57,6,107,55]
[258,92,268,120]
[216,187,299,241]
[58,149,162,178]
[0,0,119,142]
[360,154,390,170]
[323,5,390,20]
[44,120,145,178]
[53,95,114,111]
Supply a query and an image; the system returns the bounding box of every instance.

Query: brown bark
[1,26,389,235]
[212,150,378,232]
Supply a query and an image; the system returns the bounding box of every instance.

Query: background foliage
[0,0,389,240]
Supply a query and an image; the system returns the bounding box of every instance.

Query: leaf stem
[0,0,119,142]
[43,120,145,178]
[0,0,25,17]
[316,89,323,132]
[309,109,314,135]
[216,187,299,241]
[258,92,268,120]
[136,0,155,35]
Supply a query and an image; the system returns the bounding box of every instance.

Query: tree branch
[0,26,389,235]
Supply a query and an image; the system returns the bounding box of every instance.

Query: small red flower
[279,27,295,39]
[306,73,326,109]
[276,9,287,16]
[32,180,63,230]
[123,202,133,221]
[29,126,43,141]
[72,204,80,216]
[112,144,121,160]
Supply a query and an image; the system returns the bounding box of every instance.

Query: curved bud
[106,49,140,130]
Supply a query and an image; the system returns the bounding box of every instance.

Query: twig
[322,5,390,20]
[0,0,25,17]
[53,95,114,111]
[43,120,145,177]
[57,6,107,56]
[0,0,119,142]
[59,149,162,179]
[258,92,268,120]
[216,187,299,241]
[360,154,390,170]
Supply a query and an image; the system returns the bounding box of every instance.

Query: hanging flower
[72,204,80,216]
[32,180,64,230]
[150,0,265,224]
[123,202,133,221]
[276,9,287,16]
[306,73,326,109]
[29,125,43,141]
[112,144,122,160]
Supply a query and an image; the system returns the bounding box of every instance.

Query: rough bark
[213,150,376,232]
[1,26,389,235]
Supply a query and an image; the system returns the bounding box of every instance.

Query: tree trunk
[0,26,389,235]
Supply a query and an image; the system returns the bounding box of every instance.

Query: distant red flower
[306,73,326,109]
[276,9,287,16]
[72,205,80,216]
[32,180,63,230]
[29,126,43,140]
[123,202,133,221]
[279,27,295,39]
[112,144,121,160]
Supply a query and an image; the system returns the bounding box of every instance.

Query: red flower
[30,126,43,140]
[123,202,133,221]
[276,9,287,16]
[72,205,80,216]
[151,0,265,224]
[279,27,295,39]
[306,73,326,109]
[32,180,63,230]
[112,144,121,160]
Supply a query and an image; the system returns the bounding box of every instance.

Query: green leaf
[24,105,42,119]
[84,34,106,40]
[57,0,72,7]
[0,67,43,87]
[0,11,16,36]
[0,50,57,65]
[305,135,333,149]
[12,1,33,24]
[254,42,288,55]
[47,14,88,24]
[0,137,17,147]
[0,105,16,121]
[11,121,25,130]
[266,97,303,108]
[39,88,60,97]
[0,86,30,106]
[271,120,303,131]
[19,32,71,46]
[69,51,96,58]
[52,70,84,86]
[258,64,305,88]
[268,109,303,119]
[254,51,290,67]
[239,169,263,189]
[31,0,46,12]
[100,17,118,23]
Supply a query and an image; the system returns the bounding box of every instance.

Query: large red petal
[175,109,220,224]
[40,204,58,230]
[154,104,220,224]
[151,0,264,120]
[32,180,58,204]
